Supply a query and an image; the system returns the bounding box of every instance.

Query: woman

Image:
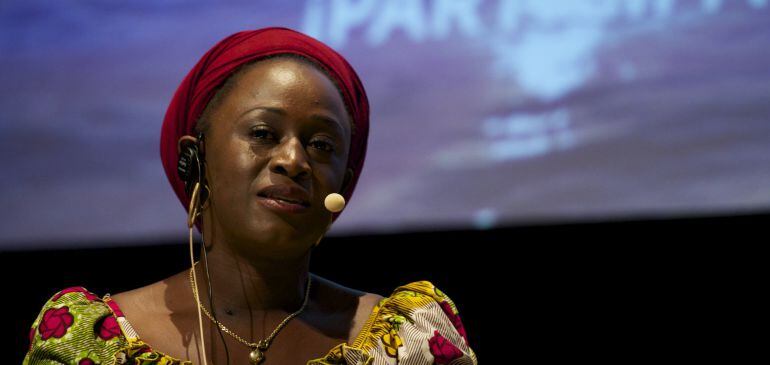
[23,27,477,365]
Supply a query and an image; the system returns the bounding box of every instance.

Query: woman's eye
[250,127,334,153]
[310,140,335,153]
[250,128,275,140]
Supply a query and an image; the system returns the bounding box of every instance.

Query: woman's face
[193,57,353,258]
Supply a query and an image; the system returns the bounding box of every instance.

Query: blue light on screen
[1,0,768,249]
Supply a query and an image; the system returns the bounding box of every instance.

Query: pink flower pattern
[438,300,469,345]
[428,330,464,364]
[96,315,121,341]
[39,306,74,340]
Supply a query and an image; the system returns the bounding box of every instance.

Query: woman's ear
[177,134,200,154]
[340,167,354,194]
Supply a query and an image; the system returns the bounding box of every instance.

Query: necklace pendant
[249,348,265,365]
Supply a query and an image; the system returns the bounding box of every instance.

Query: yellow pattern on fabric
[307,280,461,365]
[380,329,403,358]
[24,281,474,365]
[114,338,192,365]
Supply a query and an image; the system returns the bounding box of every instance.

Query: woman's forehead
[222,58,350,129]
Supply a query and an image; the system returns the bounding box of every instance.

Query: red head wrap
[160,27,369,232]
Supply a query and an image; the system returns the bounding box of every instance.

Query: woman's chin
[243,211,315,243]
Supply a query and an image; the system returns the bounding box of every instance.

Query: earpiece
[177,132,208,204]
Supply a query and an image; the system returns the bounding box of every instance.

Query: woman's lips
[257,195,310,214]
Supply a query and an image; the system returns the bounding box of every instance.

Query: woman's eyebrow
[309,114,345,136]
[238,106,285,119]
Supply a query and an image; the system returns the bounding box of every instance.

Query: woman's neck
[189,238,313,316]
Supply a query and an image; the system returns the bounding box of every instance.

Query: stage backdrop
[2,0,769,249]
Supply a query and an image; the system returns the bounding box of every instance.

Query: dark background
[6,210,764,363]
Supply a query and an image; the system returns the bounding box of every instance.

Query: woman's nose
[268,137,312,180]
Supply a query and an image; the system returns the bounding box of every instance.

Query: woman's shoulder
[312,274,385,310]
[310,280,478,365]
[23,286,131,365]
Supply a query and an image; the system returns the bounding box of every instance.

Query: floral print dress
[23,281,477,365]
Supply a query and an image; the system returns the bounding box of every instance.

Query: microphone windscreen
[324,193,346,213]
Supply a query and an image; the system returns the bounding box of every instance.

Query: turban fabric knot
[159,27,370,233]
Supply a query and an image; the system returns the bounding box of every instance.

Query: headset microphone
[324,193,345,213]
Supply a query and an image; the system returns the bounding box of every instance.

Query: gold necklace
[188,263,312,365]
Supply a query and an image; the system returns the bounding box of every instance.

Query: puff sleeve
[386,281,477,365]
[23,287,128,365]
[316,280,478,365]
